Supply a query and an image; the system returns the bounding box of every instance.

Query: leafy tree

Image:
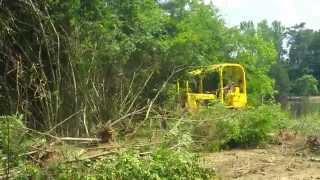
[240,21,256,36]
[287,24,314,79]
[0,0,283,133]
[230,21,278,104]
[256,20,290,98]
[291,75,318,96]
[284,23,320,96]
[164,0,227,66]
[270,63,291,97]
[308,31,320,80]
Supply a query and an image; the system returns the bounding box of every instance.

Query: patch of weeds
[17,148,215,179]
[191,104,290,151]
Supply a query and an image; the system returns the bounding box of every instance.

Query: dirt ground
[202,141,320,180]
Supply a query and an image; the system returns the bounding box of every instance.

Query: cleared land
[203,137,320,180]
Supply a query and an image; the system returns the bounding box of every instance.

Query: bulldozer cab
[179,63,247,110]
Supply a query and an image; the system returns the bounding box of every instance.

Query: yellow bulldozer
[178,63,247,110]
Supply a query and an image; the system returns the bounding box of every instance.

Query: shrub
[221,105,289,148]
[192,104,289,150]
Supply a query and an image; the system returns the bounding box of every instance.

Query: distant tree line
[244,21,320,98]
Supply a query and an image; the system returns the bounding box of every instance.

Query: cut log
[59,137,101,142]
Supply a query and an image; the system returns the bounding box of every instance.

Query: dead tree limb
[110,106,146,126]
[59,137,101,142]
[46,110,83,133]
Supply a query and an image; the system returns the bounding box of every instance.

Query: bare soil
[202,138,320,180]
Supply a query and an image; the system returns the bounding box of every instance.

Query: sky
[206,0,320,30]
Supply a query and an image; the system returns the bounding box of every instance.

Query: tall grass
[290,113,320,136]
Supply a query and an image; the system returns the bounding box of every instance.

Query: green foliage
[0,0,283,135]
[17,149,215,180]
[285,24,320,95]
[270,62,291,97]
[227,21,278,105]
[166,1,227,65]
[0,115,26,160]
[292,75,319,96]
[219,105,288,148]
[192,105,289,150]
[0,115,31,170]
[16,163,45,180]
[245,21,320,98]
[162,83,180,109]
[163,123,194,150]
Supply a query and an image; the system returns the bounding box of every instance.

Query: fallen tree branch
[46,110,83,134]
[125,72,154,115]
[144,69,178,122]
[25,127,101,143]
[121,67,185,138]
[23,127,60,140]
[110,106,146,126]
[59,137,101,142]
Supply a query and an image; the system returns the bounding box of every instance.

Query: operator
[224,81,236,94]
